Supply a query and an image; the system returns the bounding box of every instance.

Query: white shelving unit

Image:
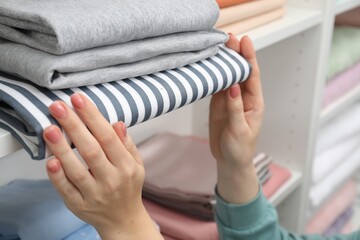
[0,129,20,159]
[335,0,360,14]
[270,170,303,206]
[238,6,322,51]
[1,0,360,235]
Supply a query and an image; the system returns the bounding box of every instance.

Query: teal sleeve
[215,187,360,240]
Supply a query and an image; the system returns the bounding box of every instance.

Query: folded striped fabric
[0,46,251,160]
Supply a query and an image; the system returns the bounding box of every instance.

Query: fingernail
[71,93,85,109]
[122,122,127,137]
[47,159,61,174]
[44,126,61,144]
[49,102,67,118]
[230,85,240,99]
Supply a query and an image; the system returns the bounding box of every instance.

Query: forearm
[217,162,259,204]
[215,187,360,240]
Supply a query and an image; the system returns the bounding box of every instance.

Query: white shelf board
[237,6,322,51]
[269,169,303,206]
[320,84,360,123]
[0,129,21,159]
[335,0,360,15]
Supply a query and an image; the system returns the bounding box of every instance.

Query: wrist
[96,205,163,240]
[217,163,259,204]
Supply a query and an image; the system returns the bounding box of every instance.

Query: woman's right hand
[209,34,265,204]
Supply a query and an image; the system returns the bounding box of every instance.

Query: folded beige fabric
[219,7,286,35]
[336,7,360,26]
[216,0,286,27]
[216,0,253,9]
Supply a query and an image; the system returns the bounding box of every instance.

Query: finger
[46,158,83,205]
[113,121,143,166]
[43,125,95,196]
[48,100,111,178]
[225,33,240,53]
[239,36,264,112]
[70,93,133,167]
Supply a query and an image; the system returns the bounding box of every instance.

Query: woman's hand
[209,34,264,204]
[43,93,163,240]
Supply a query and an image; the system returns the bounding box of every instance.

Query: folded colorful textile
[0,46,251,159]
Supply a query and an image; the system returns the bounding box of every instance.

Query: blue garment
[0,180,86,240]
[215,188,360,240]
[0,234,19,240]
[64,224,100,240]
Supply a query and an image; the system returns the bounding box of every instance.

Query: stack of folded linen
[0,179,100,240]
[215,0,287,35]
[306,181,356,236]
[0,0,252,160]
[323,25,360,107]
[138,132,291,220]
[310,102,360,209]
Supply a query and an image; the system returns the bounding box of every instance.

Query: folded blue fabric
[0,235,19,240]
[64,224,99,240]
[0,46,251,160]
[0,180,85,240]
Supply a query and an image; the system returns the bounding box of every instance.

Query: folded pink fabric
[139,132,217,197]
[306,181,356,234]
[336,7,360,26]
[143,198,219,240]
[163,235,179,240]
[139,132,272,220]
[341,219,353,234]
[216,0,286,27]
[262,163,291,199]
[323,60,360,108]
[219,7,286,35]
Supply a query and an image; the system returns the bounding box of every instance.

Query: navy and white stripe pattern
[0,46,251,160]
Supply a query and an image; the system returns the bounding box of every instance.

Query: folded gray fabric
[0,30,227,89]
[0,0,219,55]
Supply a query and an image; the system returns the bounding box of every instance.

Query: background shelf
[335,0,360,15]
[0,129,20,159]
[270,169,303,206]
[237,6,322,51]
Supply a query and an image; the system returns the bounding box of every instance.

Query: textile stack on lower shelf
[307,8,360,235]
[0,180,101,240]
[0,0,251,160]
[306,181,356,236]
[215,0,287,35]
[138,132,291,239]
